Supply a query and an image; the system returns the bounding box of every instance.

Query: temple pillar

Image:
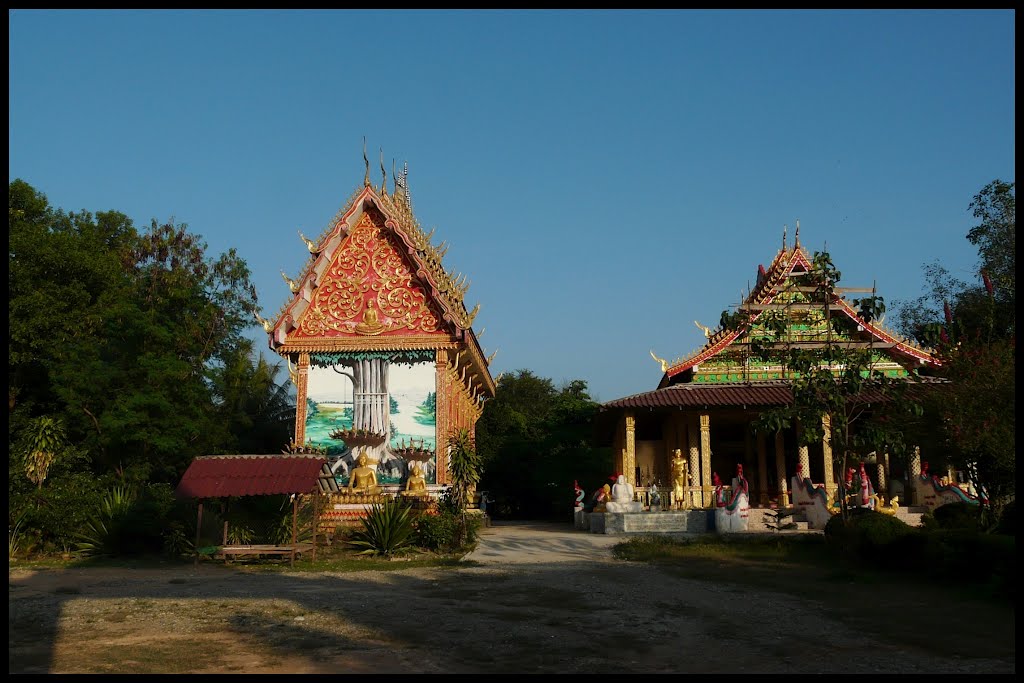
[434,350,448,485]
[687,415,700,508]
[293,352,310,445]
[909,445,921,505]
[877,455,887,499]
[625,411,637,486]
[822,414,835,498]
[699,413,711,507]
[796,419,810,482]
[756,430,768,506]
[883,451,891,497]
[775,430,789,507]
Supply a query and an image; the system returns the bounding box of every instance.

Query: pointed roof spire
[794,219,800,248]
[782,224,788,251]
[391,158,398,196]
[379,148,388,196]
[362,137,370,187]
[400,161,411,206]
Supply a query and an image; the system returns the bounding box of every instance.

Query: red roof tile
[601,378,946,410]
[602,383,794,409]
[175,454,330,499]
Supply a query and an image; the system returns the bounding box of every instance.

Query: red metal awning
[175,454,332,499]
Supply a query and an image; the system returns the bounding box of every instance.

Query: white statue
[605,475,643,513]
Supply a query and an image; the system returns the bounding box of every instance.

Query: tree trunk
[346,358,391,463]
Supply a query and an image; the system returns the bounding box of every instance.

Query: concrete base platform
[577,509,711,535]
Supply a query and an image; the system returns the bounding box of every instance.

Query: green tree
[9,180,294,554]
[476,371,610,519]
[447,427,483,548]
[741,251,923,520]
[895,180,1015,530]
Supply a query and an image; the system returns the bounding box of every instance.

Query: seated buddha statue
[401,461,429,497]
[348,450,381,495]
[605,474,642,513]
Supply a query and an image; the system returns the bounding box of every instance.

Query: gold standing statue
[671,448,689,509]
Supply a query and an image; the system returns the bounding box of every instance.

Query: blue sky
[9,10,1015,402]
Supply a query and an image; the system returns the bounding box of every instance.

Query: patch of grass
[233,549,466,574]
[626,533,1015,661]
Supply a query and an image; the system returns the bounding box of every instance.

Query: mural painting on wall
[305,350,437,486]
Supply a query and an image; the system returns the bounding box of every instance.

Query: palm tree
[447,428,482,547]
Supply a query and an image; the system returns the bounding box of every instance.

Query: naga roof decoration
[266,164,495,396]
[660,240,939,385]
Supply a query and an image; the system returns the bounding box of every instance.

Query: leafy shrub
[161,522,193,559]
[77,482,185,557]
[853,510,914,552]
[824,510,913,561]
[348,497,415,558]
[413,510,461,552]
[932,502,980,531]
[9,472,110,555]
[923,529,1015,581]
[996,500,1015,536]
[419,487,482,553]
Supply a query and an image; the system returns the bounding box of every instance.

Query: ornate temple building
[599,228,942,509]
[262,155,495,493]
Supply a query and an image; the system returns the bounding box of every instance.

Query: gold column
[699,413,711,508]
[294,352,310,445]
[822,414,835,497]
[796,418,810,481]
[775,430,789,507]
[757,430,768,506]
[434,349,448,485]
[909,446,921,505]
[624,411,636,486]
[882,451,891,497]
[876,454,887,499]
[687,415,700,508]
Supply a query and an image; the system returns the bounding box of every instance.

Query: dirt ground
[8,522,1016,674]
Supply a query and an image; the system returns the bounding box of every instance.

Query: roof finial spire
[401,161,411,206]
[391,158,397,196]
[783,224,788,251]
[379,148,388,196]
[395,161,408,205]
[362,137,370,187]
[794,219,800,248]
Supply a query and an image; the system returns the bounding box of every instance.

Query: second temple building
[599,228,944,510]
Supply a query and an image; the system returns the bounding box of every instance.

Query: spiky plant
[347,497,415,558]
[77,485,137,556]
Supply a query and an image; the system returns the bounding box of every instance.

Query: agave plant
[347,497,415,558]
[9,513,27,561]
[77,485,137,556]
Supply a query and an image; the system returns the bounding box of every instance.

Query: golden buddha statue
[670,448,688,509]
[348,450,381,495]
[402,461,429,498]
[355,300,386,335]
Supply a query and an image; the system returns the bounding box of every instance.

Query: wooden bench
[215,543,314,563]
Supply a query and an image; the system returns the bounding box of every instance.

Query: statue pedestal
[586,510,710,535]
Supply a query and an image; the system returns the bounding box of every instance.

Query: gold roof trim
[277,338,460,354]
